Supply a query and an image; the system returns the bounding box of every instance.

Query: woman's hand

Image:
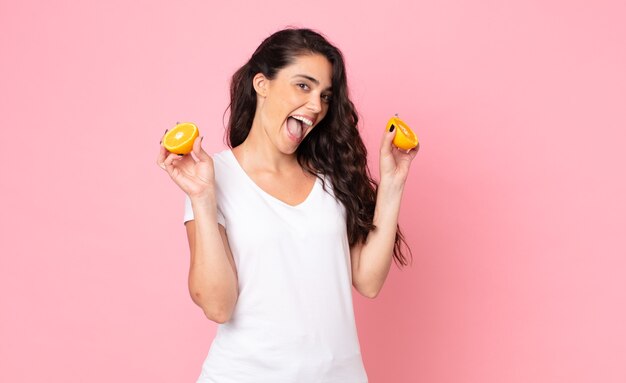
[156,132,215,199]
[379,127,419,187]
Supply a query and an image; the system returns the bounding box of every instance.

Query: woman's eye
[322,94,332,103]
[297,83,309,90]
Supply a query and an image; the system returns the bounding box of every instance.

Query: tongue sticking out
[286,117,304,140]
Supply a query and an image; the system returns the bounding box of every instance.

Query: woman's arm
[157,133,238,322]
[185,197,239,323]
[350,180,404,298]
[350,127,418,298]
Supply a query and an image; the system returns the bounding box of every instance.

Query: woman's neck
[234,122,300,175]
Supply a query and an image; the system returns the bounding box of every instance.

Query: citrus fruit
[386,115,418,151]
[163,122,199,154]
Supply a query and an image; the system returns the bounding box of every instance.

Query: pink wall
[1,0,625,382]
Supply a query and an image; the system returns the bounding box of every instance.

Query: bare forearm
[188,197,238,322]
[357,180,404,296]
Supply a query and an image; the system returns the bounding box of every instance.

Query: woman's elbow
[190,290,235,323]
[361,287,380,299]
[203,308,231,324]
[353,280,381,299]
[198,299,233,323]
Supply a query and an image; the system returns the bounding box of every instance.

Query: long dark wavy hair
[224,27,412,268]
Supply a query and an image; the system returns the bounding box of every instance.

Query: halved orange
[386,115,418,151]
[163,122,199,154]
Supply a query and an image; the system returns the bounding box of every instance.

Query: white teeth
[291,115,313,127]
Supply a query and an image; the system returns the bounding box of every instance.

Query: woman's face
[253,53,333,153]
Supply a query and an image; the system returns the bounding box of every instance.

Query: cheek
[265,98,288,122]
[320,106,330,120]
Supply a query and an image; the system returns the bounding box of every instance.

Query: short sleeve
[183,194,226,227]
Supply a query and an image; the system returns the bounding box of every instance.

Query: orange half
[386,116,418,151]
[163,122,199,154]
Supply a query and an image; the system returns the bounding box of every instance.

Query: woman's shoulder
[211,147,231,159]
[210,148,233,166]
[210,148,236,183]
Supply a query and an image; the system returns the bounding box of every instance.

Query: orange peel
[386,115,418,151]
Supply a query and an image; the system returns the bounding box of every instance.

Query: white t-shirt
[184,149,368,383]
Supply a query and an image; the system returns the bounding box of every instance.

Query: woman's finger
[403,143,419,160]
[156,128,171,169]
[380,126,396,156]
[189,136,201,162]
[157,144,170,169]
[163,151,182,170]
[191,136,209,162]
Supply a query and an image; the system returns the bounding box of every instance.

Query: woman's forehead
[279,54,332,88]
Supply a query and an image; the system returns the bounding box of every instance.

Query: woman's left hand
[379,126,419,187]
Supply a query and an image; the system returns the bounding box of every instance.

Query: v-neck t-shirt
[183,149,368,383]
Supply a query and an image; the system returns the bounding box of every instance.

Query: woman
[157,27,417,383]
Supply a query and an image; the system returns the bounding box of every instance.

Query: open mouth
[285,115,314,142]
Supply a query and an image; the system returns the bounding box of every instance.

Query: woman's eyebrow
[292,74,332,91]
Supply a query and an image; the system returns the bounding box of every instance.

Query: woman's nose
[307,94,322,113]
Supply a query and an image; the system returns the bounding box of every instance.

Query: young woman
[157,27,417,383]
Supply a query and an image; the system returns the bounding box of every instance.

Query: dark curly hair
[224,27,412,268]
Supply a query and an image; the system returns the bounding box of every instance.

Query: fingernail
[389,124,395,132]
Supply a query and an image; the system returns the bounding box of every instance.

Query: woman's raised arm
[157,134,239,323]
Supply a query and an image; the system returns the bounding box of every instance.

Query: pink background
[1,0,625,382]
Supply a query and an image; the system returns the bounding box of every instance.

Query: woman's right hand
[156,132,215,199]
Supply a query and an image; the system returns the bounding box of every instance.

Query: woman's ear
[253,73,268,98]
